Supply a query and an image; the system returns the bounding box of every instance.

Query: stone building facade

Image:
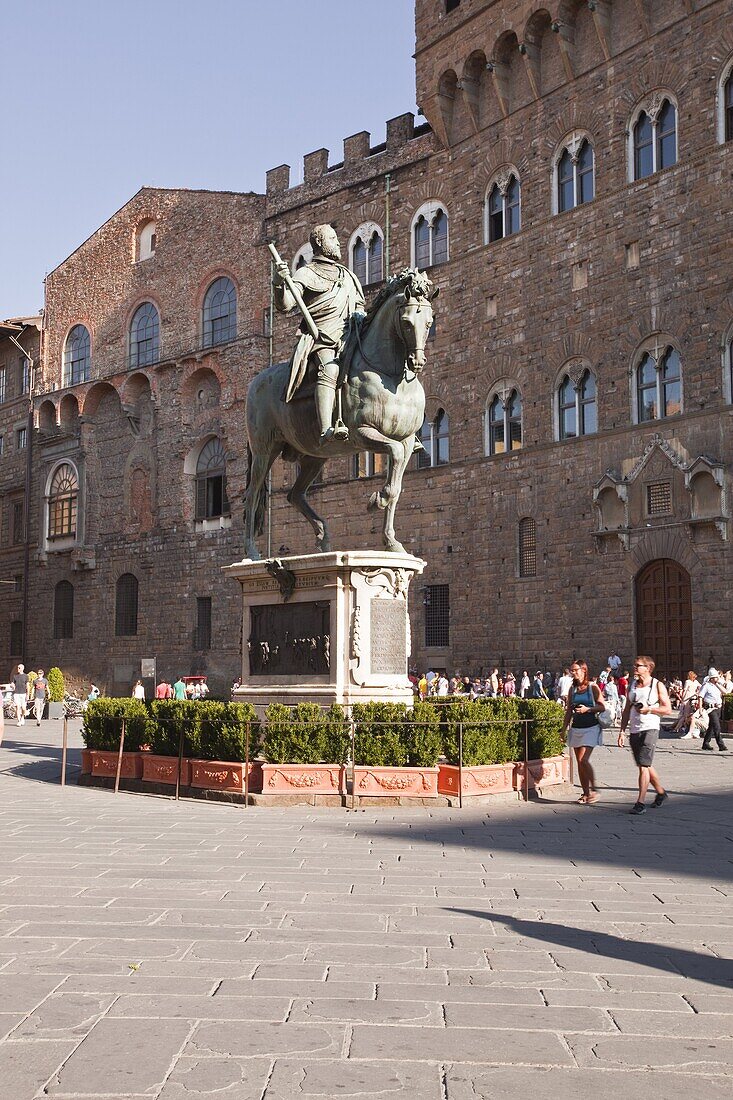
[6,0,733,687]
[0,318,40,673]
[25,188,268,693]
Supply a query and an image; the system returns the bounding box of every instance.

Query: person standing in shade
[173,677,187,701]
[563,659,605,805]
[618,655,672,814]
[32,669,48,726]
[12,664,28,726]
[132,680,145,701]
[531,671,548,700]
[699,669,728,752]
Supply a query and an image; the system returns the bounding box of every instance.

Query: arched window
[63,325,90,386]
[725,70,733,142]
[417,410,450,468]
[518,518,537,578]
[292,244,313,272]
[727,332,733,402]
[486,174,521,243]
[129,303,160,368]
[136,220,156,261]
[195,437,230,520]
[556,139,594,213]
[350,226,384,286]
[47,463,78,540]
[632,98,677,181]
[636,346,682,422]
[558,370,597,439]
[54,581,74,640]
[412,203,449,268]
[202,277,237,348]
[486,388,522,455]
[115,573,138,636]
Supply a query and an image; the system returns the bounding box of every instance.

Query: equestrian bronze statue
[242,224,437,559]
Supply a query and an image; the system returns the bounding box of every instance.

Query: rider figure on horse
[273,224,365,447]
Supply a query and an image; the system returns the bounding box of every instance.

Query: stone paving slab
[1,722,732,1097]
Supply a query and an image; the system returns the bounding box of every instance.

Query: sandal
[585,793,599,805]
[576,794,588,804]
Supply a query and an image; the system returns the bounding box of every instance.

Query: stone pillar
[223,551,425,715]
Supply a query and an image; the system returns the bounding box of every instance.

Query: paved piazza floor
[0,719,732,1099]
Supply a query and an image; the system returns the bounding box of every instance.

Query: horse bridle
[397,294,431,381]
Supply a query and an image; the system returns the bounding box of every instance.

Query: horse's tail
[244,442,268,537]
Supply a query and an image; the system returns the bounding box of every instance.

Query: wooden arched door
[635,559,693,679]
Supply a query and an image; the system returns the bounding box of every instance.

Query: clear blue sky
[1,0,416,317]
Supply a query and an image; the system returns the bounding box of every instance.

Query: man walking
[699,669,728,752]
[618,655,672,814]
[32,669,48,726]
[12,664,28,726]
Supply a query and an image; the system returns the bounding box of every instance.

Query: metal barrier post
[114,718,126,795]
[458,721,463,810]
[175,720,185,802]
[349,712,356,811]
[60,716,68,787]
[524,719,530,803]
[244,720,250,807]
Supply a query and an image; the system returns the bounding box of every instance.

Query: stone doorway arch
[634,558,693,679]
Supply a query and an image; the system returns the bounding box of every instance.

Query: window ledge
[45,537,77,554]
[195,516,232,534]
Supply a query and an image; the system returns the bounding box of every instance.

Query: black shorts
[630,728,658,768]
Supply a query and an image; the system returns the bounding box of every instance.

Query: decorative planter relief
[514,755,570,791]
[142,754,191,787]
[438,762,515,797]
[189,760,262,793]
[353,765,439,797]
[261,763,345,794]
[90,751,143,780]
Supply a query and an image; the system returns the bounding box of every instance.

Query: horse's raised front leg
[288,454,330,552]
[242,444,280,560]
[357,427,409,553]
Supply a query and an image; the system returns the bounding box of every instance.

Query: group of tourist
[411,652,730,815]
[2,664,48,727]
[142,677,209,701]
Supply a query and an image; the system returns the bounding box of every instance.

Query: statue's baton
[267,242,319,341]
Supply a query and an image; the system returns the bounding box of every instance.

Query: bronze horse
[243,269,437,559]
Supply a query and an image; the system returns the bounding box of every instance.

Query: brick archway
[634,558,693,679]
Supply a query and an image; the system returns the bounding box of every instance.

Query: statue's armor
[278,256,365,426]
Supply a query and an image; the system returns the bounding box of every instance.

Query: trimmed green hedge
[263,703,349,765]
[47,667,65,703]
[81,696,566,768]
[441,697,564,766]
[81,698,149,752]
[723,694,733,722]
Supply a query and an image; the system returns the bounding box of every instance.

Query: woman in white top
[618,655,672,814]
[674,670,699,734]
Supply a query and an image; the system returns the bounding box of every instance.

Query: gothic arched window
[115,573,139,636]
[195,437,230,520]
[486,388,522,455]
[417,410,450,468]
[725,70,733,142]
[47,463,79,540]
[556,139,594,213]
[632,98,677,180]
[636,345,682,422]
[202,277,237,348]
[350,226,384,286]
[558,370,597,439]
[129,303,160,368]
[63,325,90,386]
[486,174,521,242]
[412,203,449,268]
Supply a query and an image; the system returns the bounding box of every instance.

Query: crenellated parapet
[265,113,434,216]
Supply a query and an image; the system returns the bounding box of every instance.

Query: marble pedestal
[223,551,425,714]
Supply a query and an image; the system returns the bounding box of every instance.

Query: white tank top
[628,679,660,734]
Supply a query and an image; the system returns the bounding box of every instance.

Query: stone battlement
[266,112,433,199]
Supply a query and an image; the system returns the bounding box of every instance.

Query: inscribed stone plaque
[249,601,330,677]
[370,599,407,674]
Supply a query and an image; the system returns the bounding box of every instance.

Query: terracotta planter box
[189,759,262,793]
[353,765,438,797]
[142,754,191,786]
[438,762,515,797]
[80,748,92,775]
[514,754,570,791]
[262,763,345,795]
[90,750,143,780]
